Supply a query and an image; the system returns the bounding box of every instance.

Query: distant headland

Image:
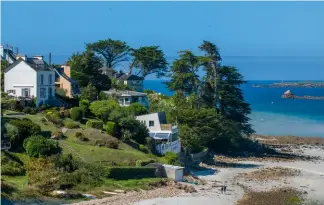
[253,81,324,88]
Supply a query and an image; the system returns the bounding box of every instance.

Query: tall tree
[199,41,222,109]
[86,39,130,68]
[218,66,254,135]
[68,51,111,94]
[167,51,202,95]
[129,46,168,78]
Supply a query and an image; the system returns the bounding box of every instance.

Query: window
[48,87,52,97]
[7,90,16,94]
[48,74,52,84]
[125,98,129,102]
[21,88,30,97]
[149,120,154,127]
[40,88,46,98]
[40,74,44,85]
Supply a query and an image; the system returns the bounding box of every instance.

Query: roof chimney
[49,53,52,66]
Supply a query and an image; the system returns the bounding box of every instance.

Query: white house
[4,56,56,107]
[103,89,149,109]
[136,112,181,155]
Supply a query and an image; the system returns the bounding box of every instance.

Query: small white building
[103,89,149,109]
[4,56,56,107]
[136,112,181,155]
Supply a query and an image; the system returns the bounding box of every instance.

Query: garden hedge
[135,159,156,167]
[107,167,157,179]
[70,107,83,121]
[106,121,118,136]
[86,120,103,130]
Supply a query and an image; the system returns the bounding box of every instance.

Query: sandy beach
[73,137,324,205]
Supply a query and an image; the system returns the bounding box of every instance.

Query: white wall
[136,113,161,131]
[4,61,37,97]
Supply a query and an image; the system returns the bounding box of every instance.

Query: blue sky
[1,2,324,80]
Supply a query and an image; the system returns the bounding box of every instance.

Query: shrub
[119,117,149,144]
[106,139,119,149]
[94,139,119,149]
[64,121,79,129]
[45,112,64,127]
[63,109,71,118]
[52,131,64,139]
[23,135,61,157]
[70,107,83,121]
[23,107,32,114]
[79,99,90,108]
[164,152,179,164]
[126,103,149,116]
[89,99,119,120]
[52,154,80,173]
[135,159,156,167]
[1,160,25,176]
[9,119,41,149]
[75,132,88,141]
[30,108,37,114]
[40,118,47,124]
[139,144,149,153]
[106,121,118,136]
[107,167,156,179]
[86,120,103,130]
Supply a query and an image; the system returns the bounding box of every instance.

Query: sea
[144,80,324,137]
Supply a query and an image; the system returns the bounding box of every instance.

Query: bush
[106,139,119,149]
[135,159,156,167]
[126,103,149,116]
[46,112,64,127]
[1,155,25,176]
[94,139,119,149]
[86,120,103,130]
[23,107,32,114]
[70,107,83,121]
[23,135,61,157]
[79,99,90,108]
[139,144,149,153]
[40,118,47,124]
[107,167,156,179]
[89,100,119,120]
[164,152,179,165]
[119,117,149,144]
[106,121,118,136]
[52,131,64,139]
[64,121,79,129]
[30,108,37,114]
[9,118,41,149]
[63,109,71,118]
[75,132,88,141]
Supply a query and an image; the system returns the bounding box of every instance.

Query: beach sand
[72,142,324,205]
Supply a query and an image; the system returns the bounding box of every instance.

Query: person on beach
[221,185,224,193]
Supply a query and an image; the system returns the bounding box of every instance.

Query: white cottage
[4,56,56,107]
[136,112,181,155]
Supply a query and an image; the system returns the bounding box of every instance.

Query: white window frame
[7,90,16,94]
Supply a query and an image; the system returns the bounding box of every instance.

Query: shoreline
[72,136,324,205]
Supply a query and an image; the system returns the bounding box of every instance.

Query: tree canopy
[86,39,130,68]
[130,46,168,78]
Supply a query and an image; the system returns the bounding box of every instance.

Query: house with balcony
[136,112,181,155]
[103,89,149,108]
[4,55,56,107]
[55,65,80,98]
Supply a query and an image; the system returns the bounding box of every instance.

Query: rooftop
[103,89,147,97]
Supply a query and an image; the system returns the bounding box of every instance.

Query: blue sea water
[144,80,324,137]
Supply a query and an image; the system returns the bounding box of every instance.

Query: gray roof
[5,58,53,73]
[103,89,147,97]
[116,73,143,81]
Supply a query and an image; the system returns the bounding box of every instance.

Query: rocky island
[253,81,324,88]
[281,90,324,100]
